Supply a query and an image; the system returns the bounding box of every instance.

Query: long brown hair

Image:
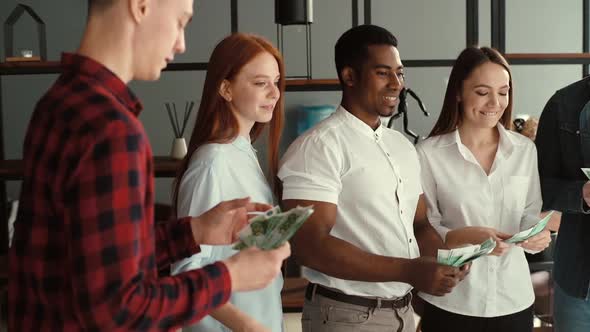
[429,46,513,137]
[173,33,285,214]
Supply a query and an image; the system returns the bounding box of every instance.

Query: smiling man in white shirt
[279,25,467,332]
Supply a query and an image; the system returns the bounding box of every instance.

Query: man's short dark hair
[334,24,398,85]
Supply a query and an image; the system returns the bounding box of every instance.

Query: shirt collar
[231,135,254,153]
[61,53,143,116]
[438,123,519,159]
[336,105,384,140]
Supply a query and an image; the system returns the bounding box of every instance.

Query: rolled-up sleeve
[416,144,452,241]
[279,135,342,204]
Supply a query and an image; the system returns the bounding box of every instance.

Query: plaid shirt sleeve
[64,120,231,330]
[155,217,200,269]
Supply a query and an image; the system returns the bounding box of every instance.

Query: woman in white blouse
[171,33,286,332]
[417,46,551,332]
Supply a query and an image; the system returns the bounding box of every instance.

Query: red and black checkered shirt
[8,53,231,331]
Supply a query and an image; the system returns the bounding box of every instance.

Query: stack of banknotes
[505,211,554,244]
[438,211,554,267]
[233,205,314,250]
[437,238,496,267]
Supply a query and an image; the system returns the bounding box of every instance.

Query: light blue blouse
[171,136,284,332]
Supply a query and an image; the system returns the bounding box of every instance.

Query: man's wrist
[396,258,413,284]
[190,217,203,245]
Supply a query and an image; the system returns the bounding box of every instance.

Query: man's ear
[341,67,355,88]
[129,0,150,24]
[219,79,233,102]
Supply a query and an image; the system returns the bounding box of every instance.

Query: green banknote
[437,237,497,267]
[233,205,314,250]
[505,211,554,244]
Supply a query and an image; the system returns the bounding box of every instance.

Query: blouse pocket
[504,175,530,213]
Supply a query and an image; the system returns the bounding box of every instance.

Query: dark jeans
[554,282,590,332]
[420,301,533,332]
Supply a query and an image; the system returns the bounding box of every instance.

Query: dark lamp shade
[275,0,313,25]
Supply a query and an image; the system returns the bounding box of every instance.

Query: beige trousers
[301,291,416,332]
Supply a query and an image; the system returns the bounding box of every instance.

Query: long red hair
[173,33,285,213]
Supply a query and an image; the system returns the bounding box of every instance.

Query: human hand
[223,242,290,292]
[517,229,551,252]
[447,227,511,256]
[457,262,471,282]
[407,257,460,296]
[190,197,272,245]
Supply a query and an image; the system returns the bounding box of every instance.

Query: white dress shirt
[171,136,284,332]
[278,106,422,298]
[417,125,542,317]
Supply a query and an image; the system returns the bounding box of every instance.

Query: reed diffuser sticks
[165,101,195,138]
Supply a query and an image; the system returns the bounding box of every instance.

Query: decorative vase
[170,137,187,159]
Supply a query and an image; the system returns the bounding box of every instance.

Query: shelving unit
[0,63,343,186]
[3,50,590,258]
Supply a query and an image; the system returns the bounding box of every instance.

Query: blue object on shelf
[297,105,336,135]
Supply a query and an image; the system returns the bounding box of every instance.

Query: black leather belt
[305,283,412,309]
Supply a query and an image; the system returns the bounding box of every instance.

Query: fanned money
[437,238,496,267]
[505,211,554,244]
[233,205,314,250]
[582,168,590,179]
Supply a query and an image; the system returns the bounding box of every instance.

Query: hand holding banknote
[446,226,512,256]
[505,211,554,246]
[516,229,551,252]
[190,197,273,245]
[224,243,291,292]
[233,205,314,251]
[407,257,461,296]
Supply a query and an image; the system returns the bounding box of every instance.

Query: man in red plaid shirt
[8,0,290,330]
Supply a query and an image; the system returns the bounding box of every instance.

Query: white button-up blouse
[417,125,542,317]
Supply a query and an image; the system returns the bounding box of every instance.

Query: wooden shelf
[0,61,208,75]
[0,156,181,180]
[505,53,590,59]
[285,78,340,92]
[0,61,61,75]
[0,61,342,90]
[505,53,590,64]
[4,53,589,79]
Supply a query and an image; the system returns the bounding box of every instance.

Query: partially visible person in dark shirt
[536,76,590,332]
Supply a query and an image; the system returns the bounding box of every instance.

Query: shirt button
[409,239,413,243]
[400,210,403,215]
[399,178,402,183]
[386,152,390,157]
